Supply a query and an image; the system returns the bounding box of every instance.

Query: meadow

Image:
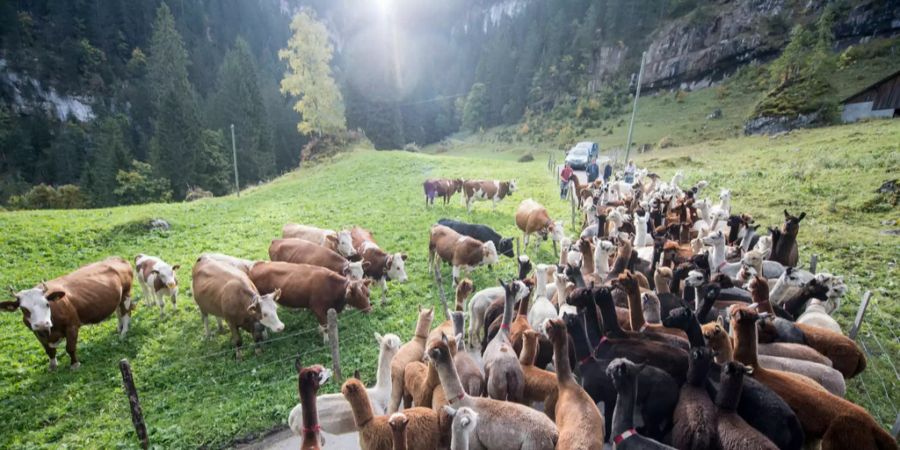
[1,119,898,448]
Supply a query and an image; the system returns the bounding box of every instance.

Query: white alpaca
[445,406,478,450]
[701,230,727,273]
[529,265,559,330]
[769,268,804,305]
[557,282,578,319]
[797,299,842,334]
[754,235,773,259]
[633,212,652,248]
[710,188,732,217]
[592,238,615,280]
[289,332,401,435]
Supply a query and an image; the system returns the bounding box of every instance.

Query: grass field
[1,119,898,448]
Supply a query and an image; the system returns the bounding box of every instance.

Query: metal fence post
[848,291,872,341]
[327,309,342,382]
[809,254,818,273]
[119,359,149,449]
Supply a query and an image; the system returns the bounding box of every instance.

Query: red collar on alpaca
[613,428,637,444]
[302,424,321,434]
[448,392,465,404]
[500,323,509,330]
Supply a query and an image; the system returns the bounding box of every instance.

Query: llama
[289,332,401,435]
[606,358,676,449]
[481,279,525,402]
[543,318,605,449]
[342,378,442,450]
[715,362,779,449]
[388,307,434,413]
[444,406,478,450]
[428,335,558,450]
[672,347,718,450]
[298,363,331,450]
[731,305,895,449]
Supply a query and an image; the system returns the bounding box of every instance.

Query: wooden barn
[841,69,900,123]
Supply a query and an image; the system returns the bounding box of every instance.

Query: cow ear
[798,212,806,222]
[400,253,408,261]
[0,301,20,311]
[46,291,66,302]
[171,264,181,271]
[362,261,371,270]
[273,288,282,301]
[247,296,261,315]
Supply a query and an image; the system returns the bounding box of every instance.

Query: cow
[248,261,372,336]
[199,253,257,274]
[134,254,180,317]
[2,257,134,370]
[515,198,565,254]
[462,179,517,212]
[350,226,408,304]
[282,223,357,259]
[423,178,464,207]
[437,218,515,259]
[268,238,367,280]
[429,224,499,286]
[192,256,284,360]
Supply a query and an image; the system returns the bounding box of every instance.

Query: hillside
[1,119,898,447]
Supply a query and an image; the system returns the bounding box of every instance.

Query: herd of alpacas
[2,167,896,449]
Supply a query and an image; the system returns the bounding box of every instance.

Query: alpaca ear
[783,209,790,219]
[374,332,383,344]
[797,212,806,222]
[443,405,457,417]
[717,316,725,328]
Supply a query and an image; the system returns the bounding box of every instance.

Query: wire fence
[849,297,900,431]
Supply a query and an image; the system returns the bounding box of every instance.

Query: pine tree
[147,2,192,115]
[279,9,346,137]
[83,115,131,206]
[462,83,489,131]
[193,129,231,196]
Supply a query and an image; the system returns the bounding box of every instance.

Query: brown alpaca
[389,307,435,413]
[608,239,633,280]
[794,322,866,379]
[388,413,408,450]
[451,334,484,399]
[507,286,533,353]
[715,362,778,450]
[614,271,687,341]
[544,318,604,449]
[342,378,442,450]
[298,363,330,450]
[429,279,474,343]
[405,335,457,408]
[730,305,896,450]
[519,330,558,414]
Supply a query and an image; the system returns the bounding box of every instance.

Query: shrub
[518,153,535,162]
[114,160,173,205]
[403,142,420,152]
[8,184,87,210]
[658,136,676,149]
[185,187,214,202]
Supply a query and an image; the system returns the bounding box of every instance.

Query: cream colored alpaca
[444,406,478,450]
[796,299,842,334]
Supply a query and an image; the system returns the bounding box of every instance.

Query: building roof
[841,68,900,104]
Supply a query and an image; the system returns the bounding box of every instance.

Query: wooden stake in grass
[119,359,149,450]
[327,309,342,382]
[849,291,871,341]
[434,265,449,320]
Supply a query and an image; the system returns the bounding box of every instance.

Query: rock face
[743,112,820,136]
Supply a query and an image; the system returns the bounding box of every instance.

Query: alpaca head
[741,250,763,269]
[611,270,640,293]
[641,293,661,324]
[456,278,475,301]
[702,317,730,351]
[606,357,644,390]
[700,230,725,247]
[654,266,673,284]
[415,306,435,335]
[566,249,583,268]
[340,378,370,411]
[541,318,567,344]
[567,285,594,308]
[444,406,478,440]
[719,189,731,202]
[375,332,402,354]
[299,364,331,396]
[661,306,695,329]
[777,267,803,288]
[426,333,454,365]
[687,347,715,380]
[593,238,616,256]
[730,305,760,331]
[685,270,706,288]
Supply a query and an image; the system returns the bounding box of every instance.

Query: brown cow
[424,178,464,207]
[350,226,408,305]
[268,238,367,280]
[515,198,564,252]
[2,257,134,370]
[248,261,372,333]
[192,256,284,360]
[462,179,517,212]
[428,224,499,285]
[282,223,357,259]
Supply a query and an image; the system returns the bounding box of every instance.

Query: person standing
[586,156,599,183]
[560,163,574,200]
[603,160,613,182]
[624,161,636,184]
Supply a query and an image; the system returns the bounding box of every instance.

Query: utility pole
[624,51,647,165]
[230,123,240,197]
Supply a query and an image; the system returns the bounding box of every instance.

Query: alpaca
[672,347,719,450]
[528,265,558,330]
[342,378,442,450]
[388,413,408,450]
[543,318,605,449]
[606,358,676,449]
[519,329,558,409]
[428,335,558,450]
[794,322,866,379]
[481,279,525,402]
[389,307,435,413]
[298,363,331,450]
[404,335,457,407]
[769,210,804,267]
[769,267,804,305]
[613,271,688,347]
[634,212,652,247]
[289,332,401,435]
[444,406,478,450]
[429,279,473,343]
[467,280,529,348]
[730,305,895,450]
[715,362,779,450]
[652,267,683,319]
[796,299,841,334]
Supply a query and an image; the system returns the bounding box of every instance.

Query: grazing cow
[437,218,515,258]
[350,226,408,304]
[268,239,367,280]
[192,256,284,360]
[515,198,564,252]
[199,253,256,274]
[462,179,517,212]
[248,261,372,334]
[134,254,180,317]
[429,224,499,285]
[282,223,356,259]
[424,178,464,207]
[2,257,134,370]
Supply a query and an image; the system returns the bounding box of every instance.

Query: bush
[657,136,676,149]
[518,153,535,162]
[8,184,87,210]
[114,160,173,205]
[185,187,214,202]
[402,142,420,152]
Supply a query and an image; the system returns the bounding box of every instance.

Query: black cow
[437,218,514,258]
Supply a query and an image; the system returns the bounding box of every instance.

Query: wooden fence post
[327,309,342,382]
[434,265,449,320]
[809,254,818,274]
[515,237,521,260]
[119,359,149,450]
[848,291,872,341]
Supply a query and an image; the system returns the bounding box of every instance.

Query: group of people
[560,156,635,199]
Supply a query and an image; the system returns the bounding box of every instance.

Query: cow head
[346,279,373,312]
[453,179,464,193]
[386,252,408,283]
[153,262,180,291]
[337,230,357,258]
[508,180,518,193]
[344,261,369,280]
[3,284,65,331]
[250,289,284,332]
[481,241,499,266]
[497,237,515,258]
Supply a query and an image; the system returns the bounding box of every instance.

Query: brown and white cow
[248,261,372,335]
[192,256,284,360]
[423,178,464,207]
[1,257,134,370]
[515,198,565,252]
[282,223,356,259]
[462,179,517,212]
[134,254,180,317]
[428,224,498,285]
[199,252,257,274]
[350,226,408,304]
[268,238,366,280]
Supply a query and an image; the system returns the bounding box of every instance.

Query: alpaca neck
[693,285,704,311]
[687,357,712,387]
[300,382,320,445]
[716,373,743,411]
[655,275,671,294]
[708,241,726,271]
[611,248,630,276]
[424,362,441,392]
[594,293,623,337]
[732,322,759,368]
[769,277,791,303]
[519,334,538,366]
[624,285,645,331]
[712,337,734,364]
[451,429,470,450]
[568,315,594,362]
[595,251,611,278]
[433,354,466,404]
[611,377,637,437]
[454,290,467,312]
[414,315,432,341]
[376,346,394,390]
[500,295,515,336]
[580,302,602,346]
[516,293,530,319]
[535,270,548,298]
[682,316,705,348]
[347,390,375,428]
[580,245,596,274]
[552,330,574,382]
[635,221,648,243]
[391,425,408,450]
[596,216,607,238]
